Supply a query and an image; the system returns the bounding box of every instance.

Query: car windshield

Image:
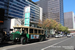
[67,34,70,35]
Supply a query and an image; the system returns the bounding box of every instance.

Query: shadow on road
[0,39,49,48]
[0,42,17,47]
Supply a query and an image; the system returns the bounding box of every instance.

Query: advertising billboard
[31,35,39,39]
[25,7,30,12]
[25,13,30,18]
[24,6,30,27]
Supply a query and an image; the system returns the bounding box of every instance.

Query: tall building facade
[36,0,64,26]
[64,12,75,29]
[74,15,75,29]
[0,0,42,33]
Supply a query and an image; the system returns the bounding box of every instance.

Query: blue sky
[32,0,39,2]
[32,0,75,14]
[63,0,75,14]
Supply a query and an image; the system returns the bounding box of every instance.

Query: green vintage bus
[10,26,46,44]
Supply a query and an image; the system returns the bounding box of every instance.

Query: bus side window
[22,30,24,33]
[30,29,33,33]
[24,28,28,33]
[34,29,37,34]
[42,30,43,34]
[38,30,40,34]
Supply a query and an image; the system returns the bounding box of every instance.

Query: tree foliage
[38,19,69,33]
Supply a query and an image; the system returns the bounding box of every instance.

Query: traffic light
[0,8,5,23]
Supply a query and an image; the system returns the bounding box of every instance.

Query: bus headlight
[16,38,18,39]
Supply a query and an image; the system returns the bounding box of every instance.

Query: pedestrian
[72,34,73,38]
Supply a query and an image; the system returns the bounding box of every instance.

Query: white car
[67,34,71,38]
[55,34,60,38]
[59,34,63,37]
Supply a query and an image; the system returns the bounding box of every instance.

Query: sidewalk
[0,37,56,50]
[46,37,55,41]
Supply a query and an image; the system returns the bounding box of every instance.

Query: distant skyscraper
[36,0,64,26]
[74,15,75,29]
[64,12,75,29]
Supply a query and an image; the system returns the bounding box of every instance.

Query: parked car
[55,34,60,38]
[59,34,63,37]
[67,34,71,38]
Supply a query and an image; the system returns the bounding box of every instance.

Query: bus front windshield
[13,28,22,33]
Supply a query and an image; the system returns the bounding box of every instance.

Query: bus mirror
[10,29,13,31]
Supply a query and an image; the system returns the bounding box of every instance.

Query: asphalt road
[0,36,75,50]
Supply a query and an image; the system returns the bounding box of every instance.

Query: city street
[0,0,75,50]
[0,36,75,50]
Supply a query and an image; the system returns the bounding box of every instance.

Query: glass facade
[0,0,41,33]
[0,0,40,23]
[26,0,40,27]
[60,0,64,26]
[8,0,28,18]
[37,0,64,26]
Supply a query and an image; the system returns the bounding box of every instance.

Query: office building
[72,15,75,29]
[0,0,42,33]
[64,12,75,29]
[36,0,64,26]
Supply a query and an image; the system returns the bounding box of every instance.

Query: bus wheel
[12,40,17,44]
[39,37,43,41]
[21,37,26,44]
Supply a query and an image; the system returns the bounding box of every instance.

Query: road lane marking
[1,37,66,50]
[41,38,70,50]
[1,38,56,50]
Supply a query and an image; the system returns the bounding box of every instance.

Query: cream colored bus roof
[13,26,44,30]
